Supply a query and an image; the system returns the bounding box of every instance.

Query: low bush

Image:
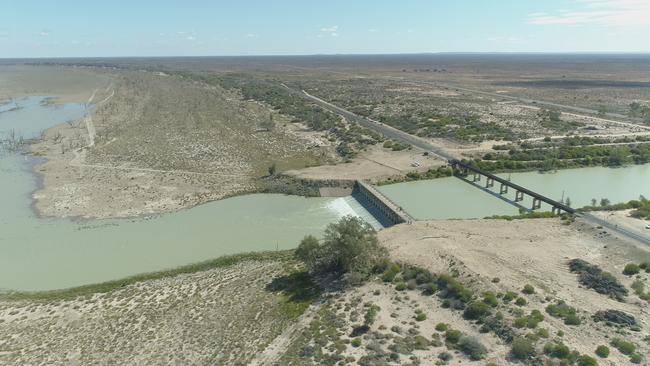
[502,291,517,303]
[515,297,527,306]
[463,300,491,320]
[514,310,545,329]
[577,354,598,366]
[511,337,535,360]
[351,338,361,347]
[544,341,571,359]
[445,329,463,344]
[457,336,487,360]
[435,274,474,308]
[546,300,581,325]
[630,353,643,364]
[623,263,640,276]
[435,323,448,332]
[595,345,609,358]
[395,282,407,291]
[382,264,401,282]
[610,338,636,355]
[415,313,427,322]
[483,292,498,307]
[522,284,535,294]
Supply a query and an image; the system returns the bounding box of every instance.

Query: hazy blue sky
[1,0,649,57]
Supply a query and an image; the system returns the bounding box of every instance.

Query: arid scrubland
[0,254,314,365]
[276,218,650,365]
[30,70,333,218]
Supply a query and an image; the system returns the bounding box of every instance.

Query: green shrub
[445,329,462,344]
[544,341,571,359]
[415,313,427,322]
[511,337,535,360]
[457,336,487,360]
[623,263,640,276]
[515,297,527,306]
[522,284,535,294]
[463,300,491,320]
[438,351,452,361]
[421,282,438,295]
[502,291,517,303]
[610,338,636,355]
[435,274,473,307]
[630,353,642,364]
[382,264,401,282]
[351,338,361,347]
[483,292,498,307]
[364,305,380,325]
[546,300,581,325]
[514,309,545,329]
[395,282,407,291]
[577,354,598,366]
[435,323,448,332]
[595,345,609,358]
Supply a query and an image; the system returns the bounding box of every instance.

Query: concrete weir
[352,180,415,227]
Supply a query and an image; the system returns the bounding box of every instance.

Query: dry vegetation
[276,218,650,365]
[30,69,334,218]
[0,254,313,365]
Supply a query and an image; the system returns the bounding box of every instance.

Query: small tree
[295,216,388,276]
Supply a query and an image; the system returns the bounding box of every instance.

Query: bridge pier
[485,177,494,188]
[449,159,575,216]
[551,206,561,215]
[515,190,524,202]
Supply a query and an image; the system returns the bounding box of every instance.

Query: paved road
[296,88,458,161]
[580,212,650,246]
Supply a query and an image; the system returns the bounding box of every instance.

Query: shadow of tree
[265,271,321,304]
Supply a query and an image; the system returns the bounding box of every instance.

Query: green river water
[1,97,649,291]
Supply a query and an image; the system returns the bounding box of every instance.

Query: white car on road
[645,224,650,229]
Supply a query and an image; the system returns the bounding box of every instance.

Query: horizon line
[2,51,650,60]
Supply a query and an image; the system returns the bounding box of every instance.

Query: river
[2,97,649,291]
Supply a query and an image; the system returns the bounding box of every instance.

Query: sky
[1,0,649,58]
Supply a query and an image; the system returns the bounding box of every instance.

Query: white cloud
[39,30,50,37]
[528,0,650,27]
[245,33,259,38]
[320,25,339,37]
[186,36,195,41]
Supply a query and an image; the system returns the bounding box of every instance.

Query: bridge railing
[450,159,575,214]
